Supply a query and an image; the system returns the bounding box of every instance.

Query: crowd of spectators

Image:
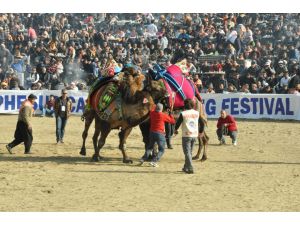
[0,13,300,94]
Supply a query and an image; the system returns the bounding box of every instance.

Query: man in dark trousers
[165,123,174,149]
[54,89,72,143]
[174,99,204,174]
[6,94,37,154]
[139,103,175,167]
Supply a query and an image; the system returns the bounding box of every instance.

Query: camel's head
[144,72,168,105]
[119,65,146,103]
[121,65,145,91]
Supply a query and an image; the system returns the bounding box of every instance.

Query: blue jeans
[182,137,196,171]
[217,128,238,143]
[43,108,55,117]
[142,131,166,162]
[56,116,68,142]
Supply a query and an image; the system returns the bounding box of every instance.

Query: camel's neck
[121,91,154,127]
[134,91,154,108]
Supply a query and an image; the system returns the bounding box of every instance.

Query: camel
[140,64,209,162]
[80,66,167,163]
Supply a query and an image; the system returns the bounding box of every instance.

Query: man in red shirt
[139,103,175,167]
[217,110,238,146]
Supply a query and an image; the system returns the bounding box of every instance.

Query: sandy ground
[0,115,300,212]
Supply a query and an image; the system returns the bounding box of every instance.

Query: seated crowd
[0,13,299,94]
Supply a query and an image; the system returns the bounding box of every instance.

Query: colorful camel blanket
[85,58,122,112]
[89,82,121,121]
[166,64,196,108]
[151,64,196,109]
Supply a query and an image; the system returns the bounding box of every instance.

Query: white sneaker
[233,141,237,146]
[149,162,159,167]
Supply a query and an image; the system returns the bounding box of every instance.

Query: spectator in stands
[26,67,40,89]
[240,72,256,90]
[227,83,238,93]
[215,83,225,93]
[261,83,274,94]
[228,71,241,91]
[263,60,276,77]
[9,73,20,90]
[250,83,259,94]
[0,13,299,95]
[193,74,203,92]
[206,83,215,94]
[247,60,260,77]
[68,82,79,90]
[217,73,228,92]
[1,81,8,89]
[288,74,300,94]
[240,83,251,94]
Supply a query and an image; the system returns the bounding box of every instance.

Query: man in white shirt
[159,34,168,50]
[147,20,158,37]
[280,69,290,87]
[174,99,204,174]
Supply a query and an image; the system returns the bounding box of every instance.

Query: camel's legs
[91,117,103,161]
[193,132,209,161]
[118,128,133,163]
[193,137,203,160]
[94,123,111,161]
[80,110,95,156]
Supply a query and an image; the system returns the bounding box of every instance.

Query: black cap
[28,94,37,99]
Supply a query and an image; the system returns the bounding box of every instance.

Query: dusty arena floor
[0,115,300,212]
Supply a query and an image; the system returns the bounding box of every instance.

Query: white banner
[1,90,300,120]
[0,90,88,115]
[201,93,300,120]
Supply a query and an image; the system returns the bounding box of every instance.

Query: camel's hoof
[119,144,126,151]
[200,156,207,162]
[80,148,86,156]
[123,159,133,164]
[192,156,200,160]
[91,155,99,162]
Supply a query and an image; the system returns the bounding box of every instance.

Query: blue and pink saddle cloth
[150,63,197,110]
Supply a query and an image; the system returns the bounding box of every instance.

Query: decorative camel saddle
[85,62,144,121]
[150,61,205,118]
[84,78,120,121]
[85,59,123,120]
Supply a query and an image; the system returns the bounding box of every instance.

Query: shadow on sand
[0,154,138,165]
[213,160,300,165]
[0,154,184,174]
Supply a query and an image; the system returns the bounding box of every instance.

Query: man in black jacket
[6,94,37,154]
[288,68,300,93]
